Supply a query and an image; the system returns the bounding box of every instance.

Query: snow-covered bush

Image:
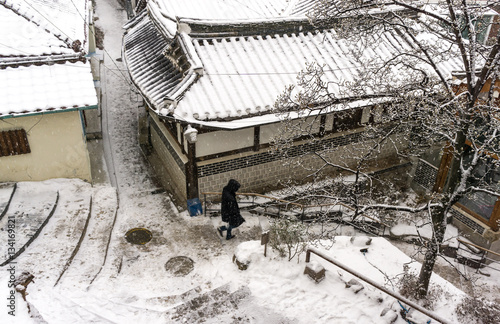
[269,217,309,262]
[456,295,500,324]
[397,265,438,309]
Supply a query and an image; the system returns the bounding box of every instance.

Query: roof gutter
[160,96,393,131]
[0,53,85,69]
[0,105,98,120]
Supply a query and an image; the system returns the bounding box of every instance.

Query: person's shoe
[226,235,235,240]
[217,227,223,237]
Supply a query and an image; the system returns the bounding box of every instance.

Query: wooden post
[489,198,500,232]
[261,232,269,257]
[185,141,199,200]
[253,126,260,152]
[433,143,454,193]
[319,115,326,137]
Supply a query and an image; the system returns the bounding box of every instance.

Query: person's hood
[226,179,240,193]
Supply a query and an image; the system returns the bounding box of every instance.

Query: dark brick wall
[413,159,438,191]
[450,207,486,235]
[198,130,363,178]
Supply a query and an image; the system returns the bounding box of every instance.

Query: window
[332,108,363,132]
[459,15,493,44]
[458,155,500,221]
[0,129,31,157]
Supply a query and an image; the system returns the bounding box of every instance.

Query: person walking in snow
[218,179,245,240]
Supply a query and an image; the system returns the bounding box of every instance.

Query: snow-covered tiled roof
[150,0,396,23]
[176,30,462,121]
[123,14,185,112]
[0,62,98,117]
[0,5,71,57]
[0,0,90,56]
[123,9,463,128]
[151,0,308,20]
[0,0,97,117]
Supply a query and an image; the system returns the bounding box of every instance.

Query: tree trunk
[417,129,468,298]
[417,205,447,298]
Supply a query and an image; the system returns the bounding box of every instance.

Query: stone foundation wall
[149,114,187,202]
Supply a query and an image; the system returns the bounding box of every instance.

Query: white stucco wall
[260,116,322,145]
[196,128,254,157]
[0,111,92,182]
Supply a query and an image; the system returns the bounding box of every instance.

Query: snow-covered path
[73,0,242,297]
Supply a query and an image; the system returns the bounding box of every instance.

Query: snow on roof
[0,4,72,57]
[123,11,463,128]
[0,62,98,117]
[123,15,184,110]
[151,0,406,23]
[0,0,90,56]
[0,0,97,117]
[151,0,307,20]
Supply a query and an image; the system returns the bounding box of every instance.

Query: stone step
[0,182,59,264]
[0,182,16,221]
[163,284,251,322]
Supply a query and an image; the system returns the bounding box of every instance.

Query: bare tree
[272,0,500,298]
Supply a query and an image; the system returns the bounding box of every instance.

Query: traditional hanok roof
[123,11,184,111]
[0,0,97,118]
[123,1,463,129]
[150,0,317,21]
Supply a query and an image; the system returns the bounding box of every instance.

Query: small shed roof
[0,0,97,118]
[0,62,98,117]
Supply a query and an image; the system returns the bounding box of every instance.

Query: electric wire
[1,1,135,87]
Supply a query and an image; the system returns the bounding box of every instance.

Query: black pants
[219,224,234,239]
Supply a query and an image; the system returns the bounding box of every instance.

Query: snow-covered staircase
[162,284,251,322]
[0,180,119,287]
[0,182,16,221]
[0,182,59,265]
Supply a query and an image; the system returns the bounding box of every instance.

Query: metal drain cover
[165,256,194,276]
[125,228,152,245]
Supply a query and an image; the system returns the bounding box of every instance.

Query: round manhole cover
[125,228,152,245]
[165,256,194,277]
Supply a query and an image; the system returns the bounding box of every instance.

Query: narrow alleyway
[88,0,243,286]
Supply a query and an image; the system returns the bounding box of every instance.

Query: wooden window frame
[332,108,363,133]
[0,129,31,157]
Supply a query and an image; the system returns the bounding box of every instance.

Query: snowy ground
[0,176,496,323]
[0,176,483,324]
[0,0,499,323]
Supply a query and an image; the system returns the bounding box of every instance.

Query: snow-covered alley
[1,1,500,323]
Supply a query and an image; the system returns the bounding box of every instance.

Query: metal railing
[202,192,389,236]
[305,247,452,324]
[456,239,500,273]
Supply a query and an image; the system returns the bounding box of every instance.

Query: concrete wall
[0,111,92,182]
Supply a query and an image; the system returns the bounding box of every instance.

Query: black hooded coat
[221,179,245,227]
